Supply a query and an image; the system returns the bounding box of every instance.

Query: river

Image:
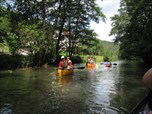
[0,60,150,114]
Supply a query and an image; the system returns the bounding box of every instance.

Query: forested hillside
[102,40,119,61]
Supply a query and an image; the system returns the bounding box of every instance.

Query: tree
[1,0,106,67]
[54,0,105,57]
[110,0,152,64]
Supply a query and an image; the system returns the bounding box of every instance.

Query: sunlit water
[0,61,150,114]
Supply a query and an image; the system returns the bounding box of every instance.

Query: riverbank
[0,53,106,70]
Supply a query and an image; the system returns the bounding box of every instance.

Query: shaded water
[0,61,150,114]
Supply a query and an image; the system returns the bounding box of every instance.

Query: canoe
[86,63,95,68]
[105,64,112,67]
[57,68,74,76]
[129,89,152,114]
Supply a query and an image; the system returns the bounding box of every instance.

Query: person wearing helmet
[58,56,67,69]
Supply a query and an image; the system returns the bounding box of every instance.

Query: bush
[0,53,31,70]
[71,56,83,63]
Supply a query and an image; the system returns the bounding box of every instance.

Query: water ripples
[0,61,147,114]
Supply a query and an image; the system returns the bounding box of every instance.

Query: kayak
[86,63,95,68]
[57,68,74,76]
[129,90,152,114]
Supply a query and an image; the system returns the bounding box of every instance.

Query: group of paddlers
[58,56,73,69]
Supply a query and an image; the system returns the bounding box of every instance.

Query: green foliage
[102,41,119,61]
[0,53,30,69]
[0,7,11,44]
[0,42,9,53]
[71,55,83,63]
[16,22,45,53]
[79,37,104,56]
[110,0,152,64]
[80,55,104,62]
[0,0,107,68]
[55,0,106,56]
[5,32,18,53]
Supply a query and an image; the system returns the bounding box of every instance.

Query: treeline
[110,0,152,65]
[0,0,107,68]
[102,41,119,61]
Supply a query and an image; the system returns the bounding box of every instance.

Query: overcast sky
[90,0,120,42]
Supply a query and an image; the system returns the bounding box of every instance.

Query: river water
[0,61,150,114]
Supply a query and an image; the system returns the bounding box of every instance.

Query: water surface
[0,61,150,114]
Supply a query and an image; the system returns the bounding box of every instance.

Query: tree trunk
[56,1,66,57]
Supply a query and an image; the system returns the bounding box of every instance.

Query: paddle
[73,66,85,69]
[113,63,117,65]
[100,62,117,65]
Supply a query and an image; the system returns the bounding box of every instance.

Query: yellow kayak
[86,63,95,68]
[57,68,74,76]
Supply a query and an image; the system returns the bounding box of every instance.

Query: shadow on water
[0,61,150,114]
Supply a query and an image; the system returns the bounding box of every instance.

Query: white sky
[90,0,120,42]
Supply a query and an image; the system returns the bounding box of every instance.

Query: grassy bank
[80,55,104,62]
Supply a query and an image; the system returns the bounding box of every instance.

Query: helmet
[61,56,65,59]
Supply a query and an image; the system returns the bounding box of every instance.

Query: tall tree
[57,0,105,57]
[110,0,152,64]
[1,0,106,67]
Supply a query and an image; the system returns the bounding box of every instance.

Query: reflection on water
[57,76,73,87]
[0,61,149,114]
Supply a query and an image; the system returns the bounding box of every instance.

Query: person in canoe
[58,56,67,69]
[87,57,95,64]
[66,56,73,69]
[105,60,112,67]
[90,57,95,64]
